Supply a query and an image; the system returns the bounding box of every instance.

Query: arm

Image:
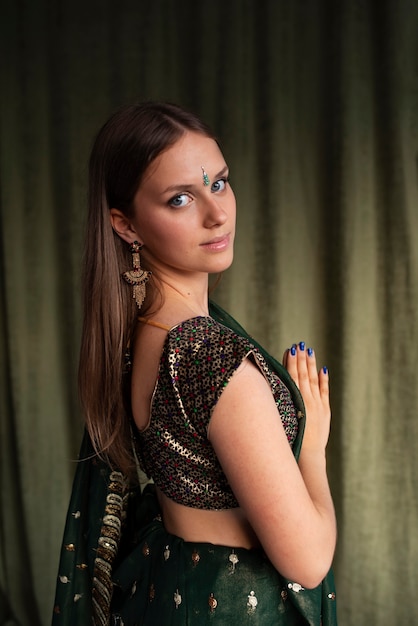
[208,344,336,589]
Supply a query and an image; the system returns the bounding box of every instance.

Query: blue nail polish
[290,346,296,356]
[323,366,328,374]
[307,347,313,356]
[299,341,305,351]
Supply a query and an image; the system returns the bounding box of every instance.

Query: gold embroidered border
[92,471,129,626]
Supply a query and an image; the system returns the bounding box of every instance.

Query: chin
[210,256,234,274]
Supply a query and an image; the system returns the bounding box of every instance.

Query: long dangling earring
[122,241,152,310]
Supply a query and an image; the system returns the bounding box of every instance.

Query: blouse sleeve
[167,317,254,436]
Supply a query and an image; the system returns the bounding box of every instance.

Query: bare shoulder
[131,323,168,430]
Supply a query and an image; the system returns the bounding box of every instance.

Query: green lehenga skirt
[111,514,337,626]
[52,442,337,626]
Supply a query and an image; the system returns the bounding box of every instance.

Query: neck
[160,276,210,317]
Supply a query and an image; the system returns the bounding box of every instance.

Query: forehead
[143,131,224,186]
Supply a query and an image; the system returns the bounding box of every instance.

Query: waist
[156,487,261,549]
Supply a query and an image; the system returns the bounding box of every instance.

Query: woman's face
[124,131,236,281]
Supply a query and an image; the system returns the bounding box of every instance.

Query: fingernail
[290,345,296,356]
[299,341,305,351]
[307,347,313,357]
[323,366,328,374]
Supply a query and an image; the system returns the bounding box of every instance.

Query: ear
[109,208,142,245]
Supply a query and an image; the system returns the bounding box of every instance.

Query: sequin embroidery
[136,317,298,509]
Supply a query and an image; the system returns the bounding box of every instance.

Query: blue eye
[169,193,192,208]
[211,178,228,193]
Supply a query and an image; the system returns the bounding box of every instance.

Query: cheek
[142,220,192,258]
[227,191,237,217]
[231,200,237,219]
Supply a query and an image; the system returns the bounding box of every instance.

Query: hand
[283,343,331,454]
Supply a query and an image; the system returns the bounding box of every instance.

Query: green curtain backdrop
[1,1,418,624]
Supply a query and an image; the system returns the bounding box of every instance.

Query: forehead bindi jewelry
[201,166,210,186]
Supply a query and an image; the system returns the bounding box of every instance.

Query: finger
[318,365,330,403]
[285,344,298,384]
[306,347,320,391]
[282,348,289,367]
[296,342,309,389]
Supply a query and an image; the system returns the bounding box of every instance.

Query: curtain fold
[1,1,417,624]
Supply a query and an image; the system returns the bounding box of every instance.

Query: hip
[111,516,337,625]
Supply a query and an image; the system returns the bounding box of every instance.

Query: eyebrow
[162,165,229,194]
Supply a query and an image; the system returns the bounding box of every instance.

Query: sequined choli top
[135,316,299,510]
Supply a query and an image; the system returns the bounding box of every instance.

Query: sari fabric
[51,302,337,625]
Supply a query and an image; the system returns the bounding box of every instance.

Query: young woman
[52,102,337,625]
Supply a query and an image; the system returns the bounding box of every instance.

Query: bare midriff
[156,487,261,549]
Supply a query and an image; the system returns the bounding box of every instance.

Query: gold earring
[122,241,151,310]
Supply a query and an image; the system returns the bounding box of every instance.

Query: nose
[202,195,228,228]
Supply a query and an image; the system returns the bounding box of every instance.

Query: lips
[202,234,229,245]
[200,233,231,250]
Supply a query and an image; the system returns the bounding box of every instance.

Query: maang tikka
[122,241,152,310]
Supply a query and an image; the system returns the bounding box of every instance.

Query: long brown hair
[79,102,216,478]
